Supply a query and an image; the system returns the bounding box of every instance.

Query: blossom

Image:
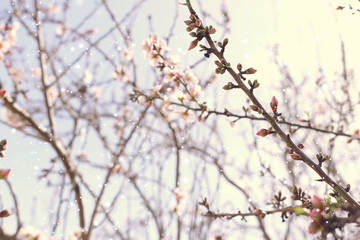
[227,119,236,128]
[83,70,93,83]
[56,23,68,36]
[184,69,199,85]
[163,68,183,83]
[121,48,133,61]
[142,34,168,65]
[175,109,195,123]
[48,3,60,14]
[17,226,46,240]
[113,65,130,82]
[174,188,188,216]
[0,168,11,179]
[170,89,185,102]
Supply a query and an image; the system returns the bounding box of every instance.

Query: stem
[185,0,360,211]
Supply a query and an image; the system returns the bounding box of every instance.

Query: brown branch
[185,0,360,212]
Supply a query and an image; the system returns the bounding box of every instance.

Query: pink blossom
[113,65,130,82]
[121,48,133,61]
[227,119,236,128]
[142,34,168,65]
[174,188,188,216]
[175,109,195,123]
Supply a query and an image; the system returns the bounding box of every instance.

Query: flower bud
[270,96,278,112]
[250,105,259,111]
[194,19,201,27]
[184,20,192,26]
[237,63,242,71]
[0,169,11,179]
[188,40,199,51]
[0,209,12,218]
[0,139,7,146]
[223,38,228,46]
[256,129,269,137]
[290,154,301,160]
[244,68,257,74]
[189,32,197,37]
[223,82,235,90]
[0,90,7,99]
[209,26,216,34]
[214,60,222,67]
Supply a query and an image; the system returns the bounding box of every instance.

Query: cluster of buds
[237,64,258,81]
[249,104,263,114]
[198,197,210,212]
[316,152,329,167]
[197,103,209,122]
[215,59,230,74]
[185,14,216,51]
[287,143,304,160]
[307,195,327,234]
[289,185,310,206]
[255,208,266,219]
[247,79,260,90]
[272,191,286,209]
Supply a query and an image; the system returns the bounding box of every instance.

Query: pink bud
[188,40,199,51]
[209,27,216,34]
[195,20,201,27]
[0,169,11,180]
[312,195,324,209]
[0,90,7,98]
[223,82,234,90]
[308,222,319,234]
[237,63,242,71]
[0,209,12,218]
[290,154,301,160]
[256,129,269,137]
[270,96,278,111]
[184,20,192,26]
[244,68,257,74]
